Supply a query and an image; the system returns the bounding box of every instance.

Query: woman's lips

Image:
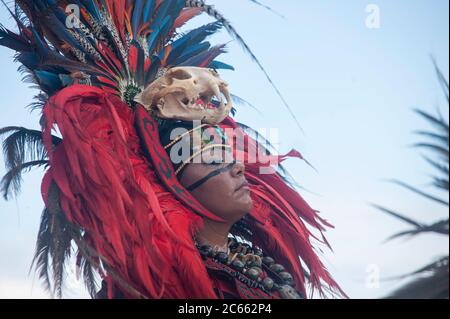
[235,181,250,193]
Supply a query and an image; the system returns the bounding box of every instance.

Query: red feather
[39,85,345,299]
[173,7,203,30]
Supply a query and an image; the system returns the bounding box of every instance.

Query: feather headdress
[0,0,345,298]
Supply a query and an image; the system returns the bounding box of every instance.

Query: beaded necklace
[195,236,304,299]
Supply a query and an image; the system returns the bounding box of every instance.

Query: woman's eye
[208,161,223,166]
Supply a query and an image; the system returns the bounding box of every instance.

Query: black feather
[30,207,53,294]
[145,55,162,86]
[247,0,285,19]
[0,126,61,199]
[31,182,86,298]
[0,160,48,200]
[0,24,30,51]
[0,126,60,169]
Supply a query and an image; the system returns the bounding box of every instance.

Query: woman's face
[179,150,253,223]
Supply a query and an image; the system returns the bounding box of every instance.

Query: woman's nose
[230,161,245,177]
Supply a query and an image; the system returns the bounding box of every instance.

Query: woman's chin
[239,196,254,215]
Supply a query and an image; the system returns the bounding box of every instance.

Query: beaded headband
[162,124,233,176]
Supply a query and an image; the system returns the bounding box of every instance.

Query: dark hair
[159,120,190,174]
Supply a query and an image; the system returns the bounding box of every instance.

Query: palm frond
[415,131,449,147]
[432,177,449,192]
[375,62,449,299]
[422,155,449,177]
[387,257,449,299]
[408,256,449,277]
[432,56,449,102]
[386,219,449,241]
[389,179,449,206]
[413,142,449,161]
[371,203,424,228]
[414,109,449,134]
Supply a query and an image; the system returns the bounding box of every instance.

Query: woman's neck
[195,218,233,250]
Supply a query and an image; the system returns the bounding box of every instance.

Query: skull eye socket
[170,69,192,80]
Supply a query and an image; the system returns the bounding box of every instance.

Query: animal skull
[134,67,233,124]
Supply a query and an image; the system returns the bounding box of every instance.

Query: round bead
[262,277,275,291]
[278,285,303,299]
[249,258,263,268]
[279,272,295,285]
[262,257,275,266]
[231,259,245,272]
[270,263,285,273]
[246,267,262,280]
[254,249,264,257]
[215,252,229,264]
[199,245,213,258]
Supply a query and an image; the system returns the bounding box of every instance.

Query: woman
[0,0,345,299]
[158,121,301,299]
[95,120,309,299]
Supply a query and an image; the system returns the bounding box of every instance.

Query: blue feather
[147,16,171,54]
[173,42,211,65]
[31,0,46,12]
[132,0,145,37]
[150,0,173,30]
[16,52,40,70]
[35,70,63,93]
[44,13,86,54]
[208,60,235,71]
[30,28,100,75]
[174,22,222,49]
[99,0,108,12]
[179,44,227,67]
[80,0,101,20]
[143,0,156,23]
[31,28,49,54]
[149,0,183,38]
[146,0,185,54]
[0,25,30,52]
[168,22,222,64]
[59,74,75,87]
[46,0,69,25]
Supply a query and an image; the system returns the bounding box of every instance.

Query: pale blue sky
[0,0,448,298]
